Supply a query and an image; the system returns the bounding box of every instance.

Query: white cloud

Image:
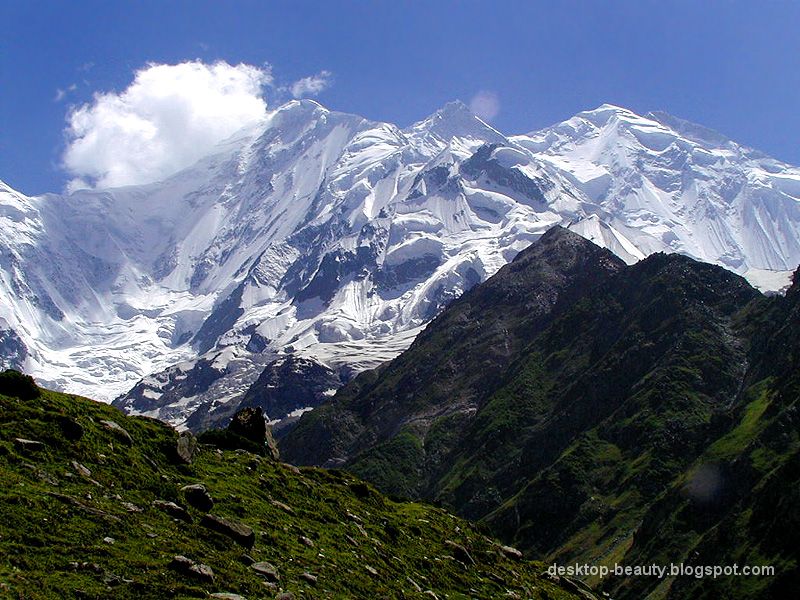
[63,61,271,191]
[290,70,333,98]
[469,90,500,122]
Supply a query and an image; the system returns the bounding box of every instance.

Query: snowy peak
[405,100,507,154]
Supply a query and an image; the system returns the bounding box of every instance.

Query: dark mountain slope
[281,226,626,483]
[282,226,798,599]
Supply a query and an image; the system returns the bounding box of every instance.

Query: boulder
[152,500,192,522]
[201,514,255,548]
[250,561,280,582]
[182,483,214,512]
[499,545,523,560]
[57,416,84,441]
[170,555,214,583]
[229,407,267,444]
[444,540,475,566]
[99,420,133,445]
[13,438,45,452]
[176,431,198,464]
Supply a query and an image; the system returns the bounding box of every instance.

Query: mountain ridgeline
[281,226,800,599]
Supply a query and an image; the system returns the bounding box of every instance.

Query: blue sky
[2,0,799,194]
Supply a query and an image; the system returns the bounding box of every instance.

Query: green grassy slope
[0,374,592,600]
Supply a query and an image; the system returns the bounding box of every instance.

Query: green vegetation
[0,378,591,599]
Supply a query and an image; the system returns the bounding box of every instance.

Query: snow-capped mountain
[2,100,799,429]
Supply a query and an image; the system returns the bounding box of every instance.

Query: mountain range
[1,100,799,431]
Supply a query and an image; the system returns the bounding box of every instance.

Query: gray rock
[499,544,523,560]
[99,420,133,445]
[170,555,214,583]
[201,514,255,548]
[152,499,192,522]
[209,594,246,600]
[13,438,45,451]
[444,540,475,566]
[176,431,197,464]
[71,461,91,478]
[182,483,214,512]
[275,593,294,600]
[299,572,317,584]
[250,561,280,582]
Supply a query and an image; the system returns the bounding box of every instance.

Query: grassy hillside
[0,373,593,600]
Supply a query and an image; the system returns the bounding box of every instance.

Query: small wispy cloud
[469,90,500,122]
[54,83,78,103]
[290,70,333,98]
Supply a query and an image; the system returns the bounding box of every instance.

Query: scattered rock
[71,461,92,478]
[270,499,294,514]
[57,416,84,441]
[500,545,523,560]
[170,555,214,583]
[176,432,198,464]
[275,593,294,600]
[14,438,45,451]
[210,594,246,600]
[251,561,280,582]
[99,420,133,445]
[299,535,314,547]
[102,537,115,544]
[445,540,475,566]
[282,463,301,475]
[182,483,214,512]
[201,514,255,548]
[365,565,378,576]
[47,492,120,521]
[121,501,142,513]
[299,572,317,584]
[152,500,192,522]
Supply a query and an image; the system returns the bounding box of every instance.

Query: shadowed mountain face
[282,226,799,599]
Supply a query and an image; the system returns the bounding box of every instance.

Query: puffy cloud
[469,90,500,122]
[290,70,333,98]
[63,61,271,191]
